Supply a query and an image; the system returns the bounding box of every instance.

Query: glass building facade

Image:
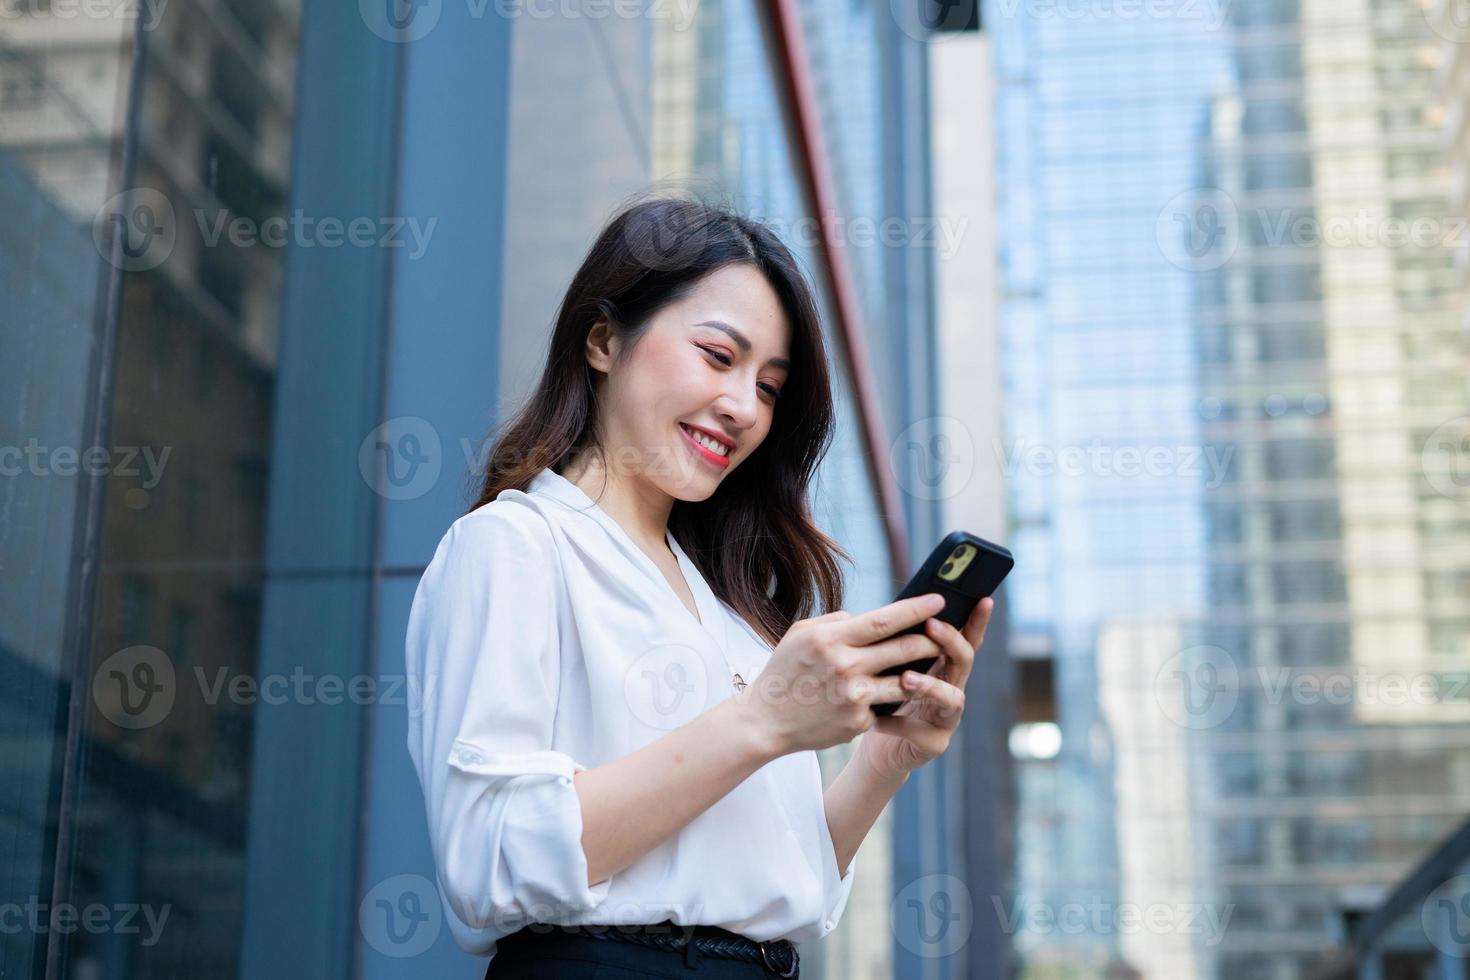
[1,0,982,977]
[990,0,1470,976]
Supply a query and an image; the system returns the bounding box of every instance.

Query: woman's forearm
[822,742,910,876]
[573,696,784,888]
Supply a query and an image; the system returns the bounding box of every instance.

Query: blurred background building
[989,0,1470,977]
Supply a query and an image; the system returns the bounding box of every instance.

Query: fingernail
[903,671,920,687]
[927,594,945,609]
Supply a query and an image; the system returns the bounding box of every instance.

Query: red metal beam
[765,0,912,586]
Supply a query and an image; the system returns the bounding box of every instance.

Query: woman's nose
[716,385,758,430]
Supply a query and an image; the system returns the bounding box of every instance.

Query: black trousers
[484,925,792,980]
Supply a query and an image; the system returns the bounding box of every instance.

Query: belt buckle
[757,938,798,978]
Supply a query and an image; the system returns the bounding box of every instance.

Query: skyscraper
[1184,1,1470,974]
[989,1,1228,973]
[994,0,1470,976]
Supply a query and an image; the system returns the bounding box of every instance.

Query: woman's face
[587,263,792,501]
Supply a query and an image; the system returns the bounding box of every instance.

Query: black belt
[499,919,799,977]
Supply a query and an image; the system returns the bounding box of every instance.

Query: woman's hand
[740,594,951,756]
[856,596,994,780]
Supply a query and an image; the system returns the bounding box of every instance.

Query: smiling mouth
[679,423,732,467]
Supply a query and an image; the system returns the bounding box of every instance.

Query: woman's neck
[559,455,674,557]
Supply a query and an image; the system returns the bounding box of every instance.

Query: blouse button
[458,747,483,765]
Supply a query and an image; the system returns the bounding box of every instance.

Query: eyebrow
[692,320,791,371]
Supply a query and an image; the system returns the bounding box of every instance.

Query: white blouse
[404,465,856,957]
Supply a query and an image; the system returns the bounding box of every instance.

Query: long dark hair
[468,196,849,646]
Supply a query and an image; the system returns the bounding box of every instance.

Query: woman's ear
[584,319,618,375]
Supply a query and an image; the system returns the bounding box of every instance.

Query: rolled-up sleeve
[817,799,857,940]
[404,505,611,953]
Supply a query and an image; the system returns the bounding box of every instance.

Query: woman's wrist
[719,691,791,763]
[854,734,913,788]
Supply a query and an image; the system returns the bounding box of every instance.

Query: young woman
[404,198,993,978]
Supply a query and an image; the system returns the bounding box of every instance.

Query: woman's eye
[703,346,780,400]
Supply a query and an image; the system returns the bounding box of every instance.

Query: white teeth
[682,424,729,457]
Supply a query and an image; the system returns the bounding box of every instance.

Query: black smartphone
[870,531,1014,716]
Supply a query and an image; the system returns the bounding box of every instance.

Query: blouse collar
[526,467,729,648]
